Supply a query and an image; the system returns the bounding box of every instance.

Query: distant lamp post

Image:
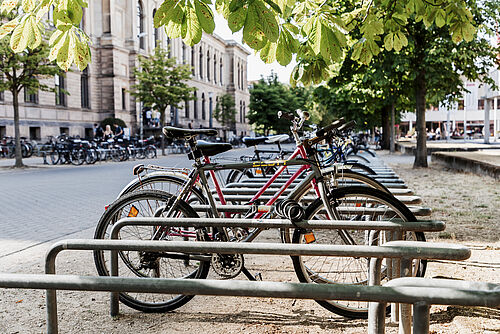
[208,92,213,129]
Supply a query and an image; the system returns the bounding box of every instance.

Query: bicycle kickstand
[241,266,262,281]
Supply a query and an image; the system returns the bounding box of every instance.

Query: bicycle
[93,113,425,318]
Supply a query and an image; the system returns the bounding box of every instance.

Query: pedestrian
[103,125,113,140]
[114,123,124,139]
[93,123,104,139]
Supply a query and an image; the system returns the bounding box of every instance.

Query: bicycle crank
[211,253,244,279]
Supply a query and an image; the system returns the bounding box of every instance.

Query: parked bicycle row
[0,136,36,158]
[40,135,157,165]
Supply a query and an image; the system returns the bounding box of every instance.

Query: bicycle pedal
[254,272,263,281]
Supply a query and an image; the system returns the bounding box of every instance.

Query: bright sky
[213,12,296,84]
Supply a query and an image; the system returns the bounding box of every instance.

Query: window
[458,99,464,110]
[152,9,159,48]
[478,99,484,110]
[191,46,195,75]
[24,87,38,104]
[55,74,65,106]
[167,37,171,58]
[239,100,243,123]
[243,102,246,123]
[81,68,90,108]
[137,1,145,49]
[29,127,40,140]
[237,63,240,89]
[0,126,6,138]
[199,48,203,79]
[213,55,217,84]
[185,99,189,118]
[230,58,234,84]
[207,51,210,81]
[241,65,244,90]
[79,8,86,30]
[84,127,93,139]
[182,42,186,64]
[201,93,206,120]
[193,92,198,119]
[122,88,126,110]
[219,58,223,85]
[59,127,69,135]
[0,90,3,101]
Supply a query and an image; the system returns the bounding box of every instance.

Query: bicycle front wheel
[93,190,210,313]
[291,186,425,319]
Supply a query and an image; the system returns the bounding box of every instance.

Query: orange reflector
[355,203,362,207]
[104,205,110,211]
[304,232,316,244]
[128,205,139,217]
[256,169,262,174]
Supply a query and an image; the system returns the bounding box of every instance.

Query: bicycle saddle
[266,134,289,143]
[196,140,232,157]
[163,126,218,139]
[242,136,267,147]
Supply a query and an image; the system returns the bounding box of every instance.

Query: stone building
[0,0,250,141]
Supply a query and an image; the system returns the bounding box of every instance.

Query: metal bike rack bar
[1,274,497,334]
[43,237,469,333]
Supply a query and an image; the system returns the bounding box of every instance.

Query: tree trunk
[161,109,166,156]
[12,89,24,168]
[381,105,391,150]
[413,69,428,168]
[390,102,395,153]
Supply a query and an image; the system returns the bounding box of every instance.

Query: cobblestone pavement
[0,148,250,258]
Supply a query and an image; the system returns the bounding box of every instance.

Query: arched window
[167,37,171,58]
[207,50,210,81]
[193,92,198,119]
[152,9,159,48]
[213,55,217,84]
[81,68,89,109]
[243,101,246,123]
[219,57,223,85]
[184,99,189,118]
[239,100,243,123]
[182,42,186,64]
[137,1,145,49]
[199,47,203,79]
[201,93,206,120]
[237,63,241,89]
[240,65,244,90]
[191,46,195,75]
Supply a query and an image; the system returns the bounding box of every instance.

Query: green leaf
[243,3,267,50]
[252,0,279,42]
[396,31,407,48]
[56,32,72,71]
[228,5,246,32]
[67,0,83,25]
[165,19,183,39]
[183,5,202,45]
[194,0,215,33]
[392,33,402,51]
[229,0,245,12]
[215,0,231,19]
[383,33,393,51]
[154,0,176,28]
[319,23,343,62]
[1,0,19,14]
[276,34,292,65]
[462,23,475,42]
[27,15,41,49]
[164,3,184,26]
[423,8,437,28]
[260,41,277,63]
[0,18,18,39]
[435,9,446,28]
[49,30,68,61]
[10,17,28,52]
[74,36,90,70]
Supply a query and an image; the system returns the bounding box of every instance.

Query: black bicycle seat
[196,140,232,157]
[163,126,218,139]
[242,136,268,147]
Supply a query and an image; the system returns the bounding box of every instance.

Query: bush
[100,117,127,129]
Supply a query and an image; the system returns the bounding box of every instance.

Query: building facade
[0,0,251,141]
[400,68,500,140]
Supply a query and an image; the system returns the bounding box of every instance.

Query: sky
[213,12,296,84]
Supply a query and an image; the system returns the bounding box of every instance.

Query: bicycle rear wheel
[291,186,425,319]
[93,190,210,312]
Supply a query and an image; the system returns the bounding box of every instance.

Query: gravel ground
[1,151,499,334]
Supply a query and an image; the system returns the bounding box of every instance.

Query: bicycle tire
[145,146,157,159]
[291,186,425,319]
[49,150,60,165]
[70,149,85,165]
[93,190,210,312]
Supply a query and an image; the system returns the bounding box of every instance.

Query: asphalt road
[0,147,251,258]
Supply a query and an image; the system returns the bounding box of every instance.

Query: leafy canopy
[1,0,477,84]
[214,93,237,128]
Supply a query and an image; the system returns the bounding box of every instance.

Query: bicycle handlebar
[337,120,356,132]
[316,118,346,137]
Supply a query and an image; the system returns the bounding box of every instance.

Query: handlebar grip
[316,118,346,137]
[337,120,356,132]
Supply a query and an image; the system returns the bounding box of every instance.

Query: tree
[248,73,308,135]
[214,93,236,140]
[0,11,63,168]
[130,46,195,155]
[1,0,476,87]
